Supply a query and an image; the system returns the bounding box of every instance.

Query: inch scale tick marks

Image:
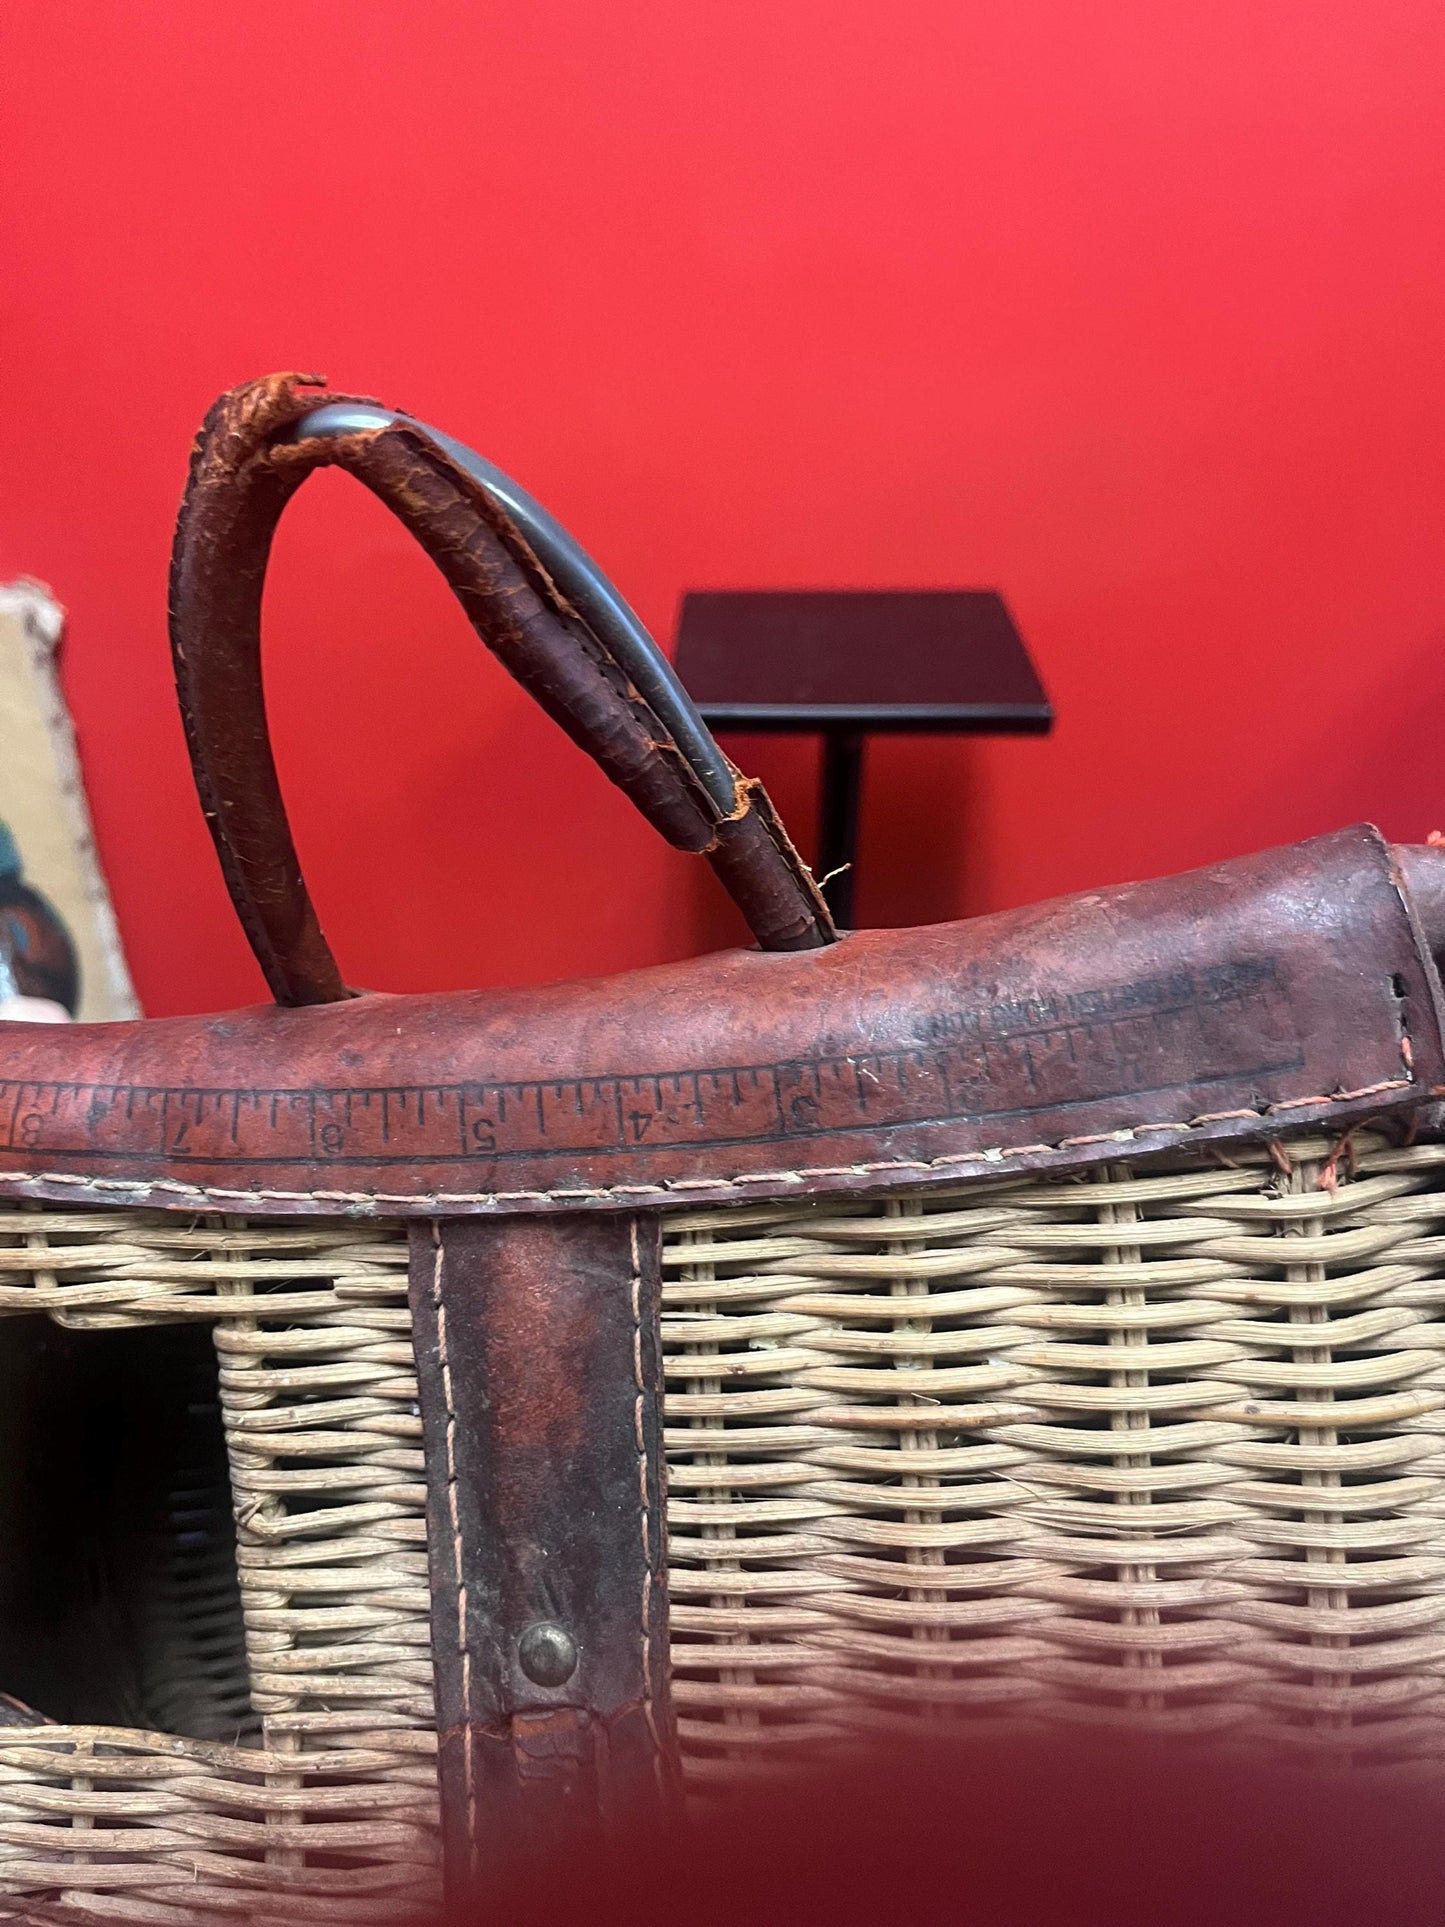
[0,959,1301,1170]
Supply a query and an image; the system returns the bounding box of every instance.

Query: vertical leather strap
[407,1213,676,1895]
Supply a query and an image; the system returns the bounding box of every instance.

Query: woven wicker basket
[3,376,1444,1920]
[2,1131,1444,1917]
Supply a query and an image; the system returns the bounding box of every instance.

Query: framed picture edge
[0,580,140,1023]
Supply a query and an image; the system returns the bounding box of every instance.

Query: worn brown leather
[13,372,1443,1901]
[167,374,833,1006]
[407,1214,674,1891]
[1,828,1441,1217]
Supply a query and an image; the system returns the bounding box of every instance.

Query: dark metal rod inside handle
[290,403,739,817]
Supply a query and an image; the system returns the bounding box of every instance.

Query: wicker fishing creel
[1,374,1444,1922]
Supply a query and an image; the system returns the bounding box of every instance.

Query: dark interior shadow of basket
[0,1314,256,1741]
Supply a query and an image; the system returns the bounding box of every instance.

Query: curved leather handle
[168,374,835,1006]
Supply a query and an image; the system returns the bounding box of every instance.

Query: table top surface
[674,589,1052,732]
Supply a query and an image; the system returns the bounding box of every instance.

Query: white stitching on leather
[629,1218,659,1762]
[0,1075,1417,1210]
[429,1221,476,1878]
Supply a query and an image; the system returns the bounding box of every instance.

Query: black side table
[674,590,1053,926]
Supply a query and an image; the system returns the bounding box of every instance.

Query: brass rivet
[518,1621,578,1687]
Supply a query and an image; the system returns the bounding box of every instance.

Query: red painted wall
[2,3,1443,1016]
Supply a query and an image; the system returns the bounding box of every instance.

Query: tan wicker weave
[1,1130,1444,1915]
[666,1134,1445,1778]
[0,1215,439,1923]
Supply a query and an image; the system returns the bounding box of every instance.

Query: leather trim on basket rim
[0,827,1441,1217]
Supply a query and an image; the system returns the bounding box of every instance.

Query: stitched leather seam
[628,1218,658,1768]
[0,1074,1419,1209]
[429,1222,476,1880]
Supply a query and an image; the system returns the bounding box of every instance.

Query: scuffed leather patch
[0,826,1439,1216]
[408,1215,674,1890]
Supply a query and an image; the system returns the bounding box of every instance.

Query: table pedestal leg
[818,729,864,928]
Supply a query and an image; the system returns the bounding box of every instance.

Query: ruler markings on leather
[0,961,1302,1168]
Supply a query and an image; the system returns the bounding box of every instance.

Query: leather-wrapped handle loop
[168,373,836,1007]
[290,399,743,818]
